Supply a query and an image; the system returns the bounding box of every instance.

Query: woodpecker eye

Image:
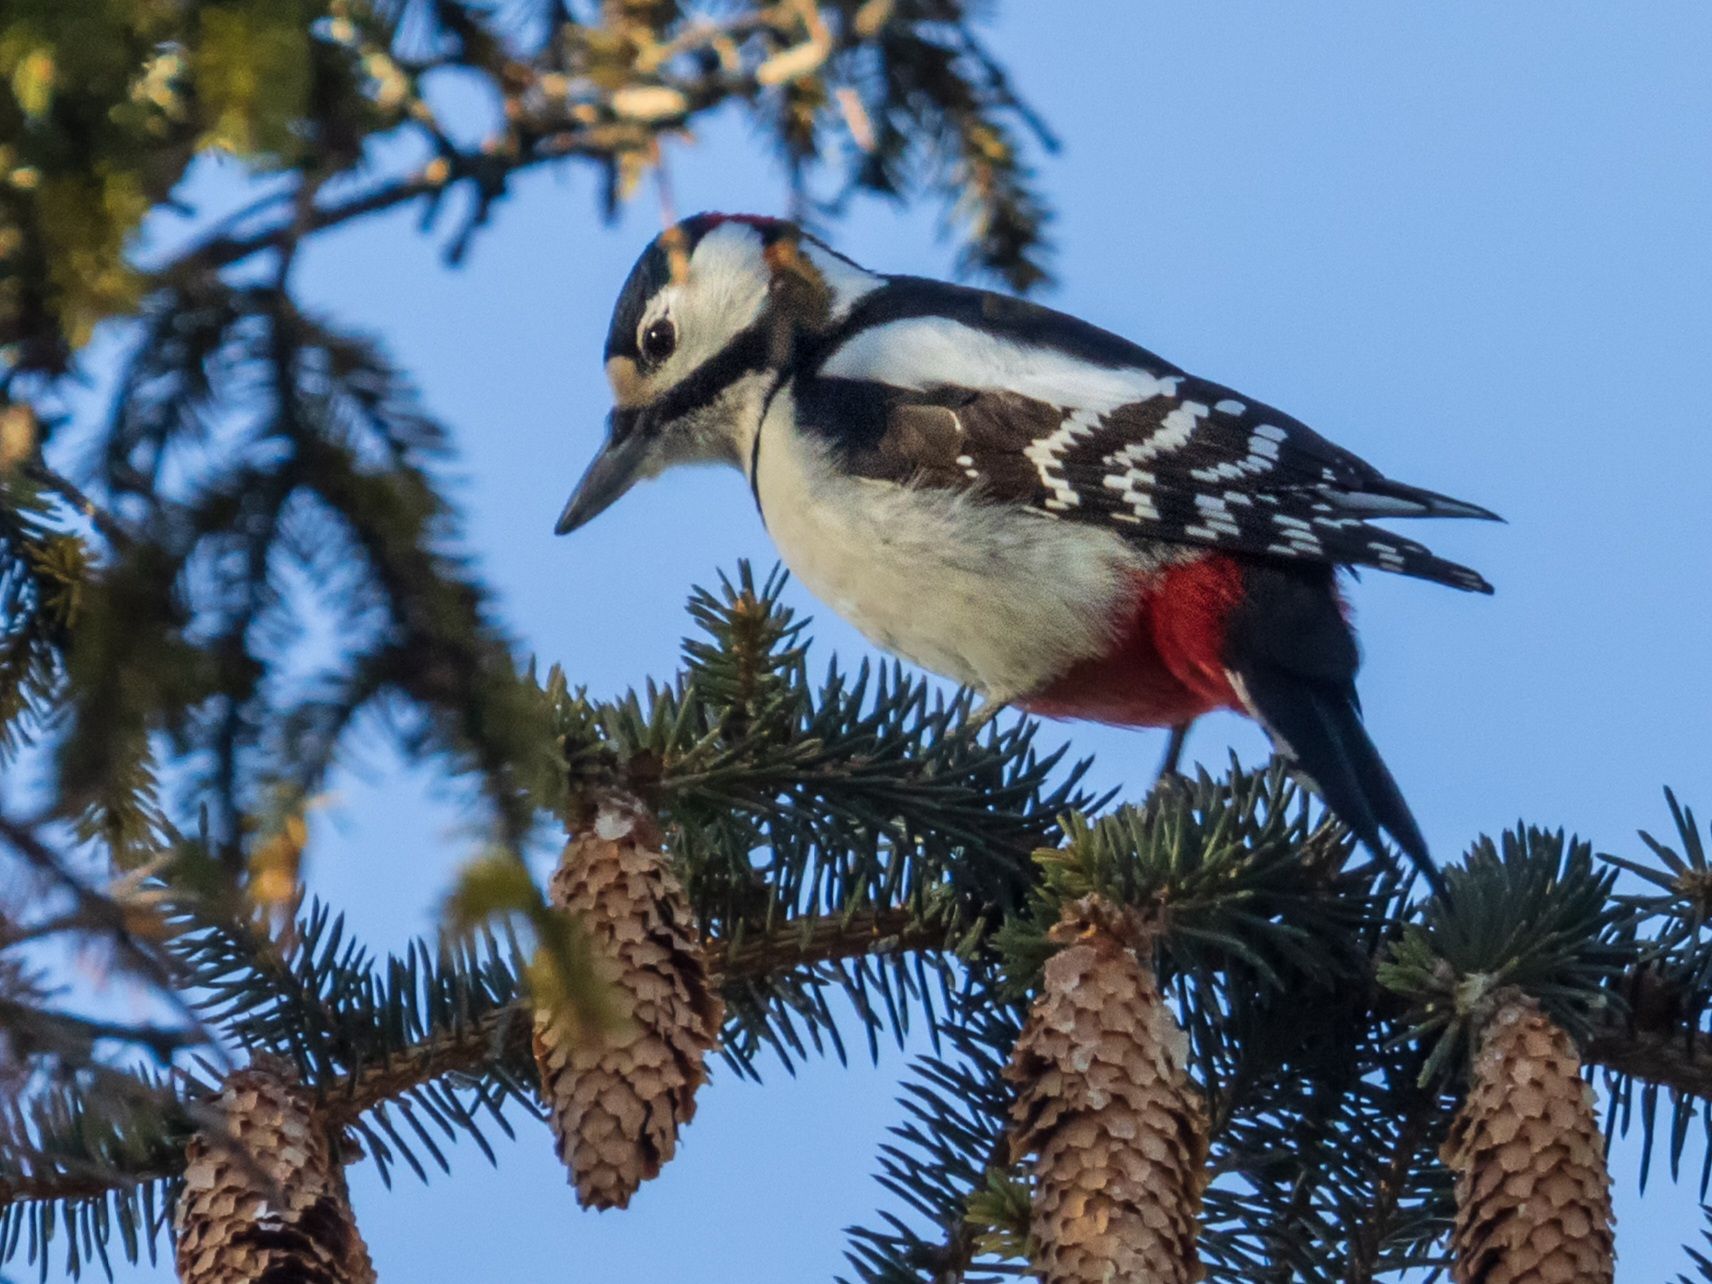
[640,317,677,365]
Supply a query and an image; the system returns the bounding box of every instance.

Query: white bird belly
[751,404,1146,698]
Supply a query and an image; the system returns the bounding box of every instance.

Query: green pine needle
[998,760,1377,997]
[1380,825,1626,1086]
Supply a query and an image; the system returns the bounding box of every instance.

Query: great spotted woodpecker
[556,214,1497,876]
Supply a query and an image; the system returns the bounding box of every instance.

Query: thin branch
[139,3,885,286]
[328,1002,529,1124]
[712,904,938,980]
[1586,1018,1712,1099]
[0,815,177,1001]
[335,906,950,1120]
[0,999,197,1063]
[155,70,720,283]
[161,156,501,281]
[20,461,129,551]
[1344,1076,1441,1284]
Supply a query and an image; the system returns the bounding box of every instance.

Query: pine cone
[533,790,723,1210]
[1442,995,1615,1284]
[1006,896,1207,1284]
[174,1058,374,1284]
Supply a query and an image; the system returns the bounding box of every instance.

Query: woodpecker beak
[555,412,651,535]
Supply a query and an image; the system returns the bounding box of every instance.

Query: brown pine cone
[1006,896,1207,1284]
[174,1057,374,1284]
[533,790,723,1210]
[1442,994,1615,1284]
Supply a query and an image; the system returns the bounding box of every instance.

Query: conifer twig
[0,907,958,1208]
[20,461,129,550]
[0,815,177,1000]
[0,999,196,1062]
[919,1135,1012,1284]
[711,905,942,980]
[1586,1019,1712,1100]
[336,906,951,1120]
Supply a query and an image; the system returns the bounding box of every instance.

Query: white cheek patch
[675,224,770,362]
[628,223,772,405]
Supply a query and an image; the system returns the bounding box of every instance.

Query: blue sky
[95,3,1712,1279]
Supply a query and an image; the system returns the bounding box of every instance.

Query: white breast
[749,390,1148,699]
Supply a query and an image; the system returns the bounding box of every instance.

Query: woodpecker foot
[965,695,1012,735]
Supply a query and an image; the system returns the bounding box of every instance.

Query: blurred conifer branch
[1,0,1055,376]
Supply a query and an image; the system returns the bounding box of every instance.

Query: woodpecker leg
[1157,721,1192,780]
[1143,721,1194,809]
[965,694,1012,735]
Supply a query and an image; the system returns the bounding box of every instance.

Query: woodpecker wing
[805,299,1496,592]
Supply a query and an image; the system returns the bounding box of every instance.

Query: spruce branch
[715,905,941,979]
[16,461,130,552]
[141,2,1057,300]
[1341,1081,1449,1284]
[0,472,86,754]
[0,813,181,1005]
[1,900,970,1280]
[0,907,961,1205]
[0,999,195,1065]
[1587,1021,1712,1099]
[844,1008,1025,1284]
[1607,787,1712,981]
[1380,826,1628,1086]
[334,905,964,1124]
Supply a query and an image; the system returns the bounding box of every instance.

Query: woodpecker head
[555,213,879,534]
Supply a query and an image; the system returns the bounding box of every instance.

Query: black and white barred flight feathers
[797,276,1498,593]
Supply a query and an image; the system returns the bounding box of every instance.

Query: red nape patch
[694,212,786,234]
[1020,556,1248,729]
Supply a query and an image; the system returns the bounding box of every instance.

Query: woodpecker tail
[1225,563,1440,891]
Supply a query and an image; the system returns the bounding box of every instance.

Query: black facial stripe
[649,321,772,425]
[748,377,787,520]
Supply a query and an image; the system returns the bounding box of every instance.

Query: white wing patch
[821,317,1180,413]
[807,306,1493,594]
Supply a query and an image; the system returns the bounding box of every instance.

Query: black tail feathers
[1236,660,1440,893]
[1223,561,1443,892]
